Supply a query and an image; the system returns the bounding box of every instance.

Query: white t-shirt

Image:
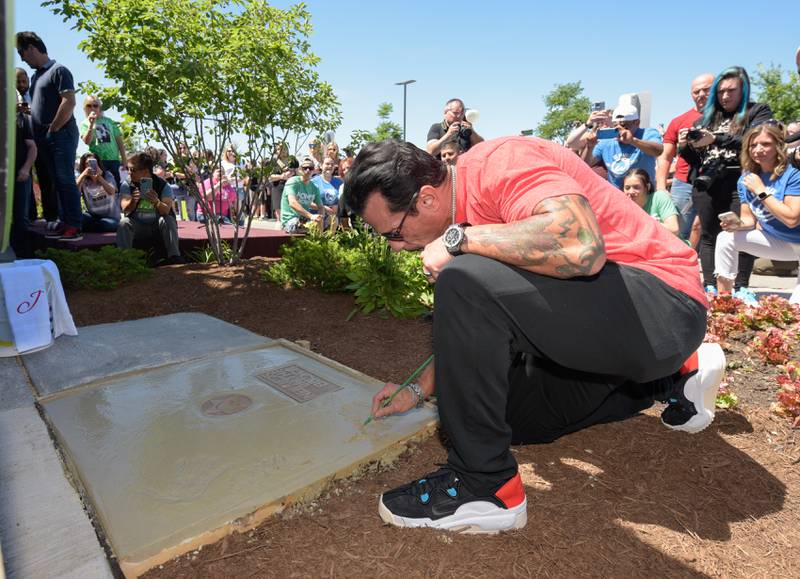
[81,170,119,219]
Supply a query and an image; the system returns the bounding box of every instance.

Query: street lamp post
[395,79,416,141]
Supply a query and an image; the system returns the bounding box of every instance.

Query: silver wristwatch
[407,382,425,408]
[443,223,470,256]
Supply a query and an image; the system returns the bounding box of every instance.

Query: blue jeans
[36,124,82,228]
[669,178,695,240]
[82,212,119,233]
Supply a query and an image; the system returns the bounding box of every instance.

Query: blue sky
[14,0,799,155]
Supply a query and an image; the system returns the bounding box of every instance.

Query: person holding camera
[117,152,182,264]
[583,104,663,189]
[426,98,483,157]
[714,123,800,304]
[77,152,119,233]
[657,73,714,241]
[678,66,772,299]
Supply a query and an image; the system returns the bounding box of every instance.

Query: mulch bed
[65,259,800,578]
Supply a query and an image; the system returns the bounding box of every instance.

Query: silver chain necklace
[450,165,457,224]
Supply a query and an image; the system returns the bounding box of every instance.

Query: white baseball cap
[612,104,639,122]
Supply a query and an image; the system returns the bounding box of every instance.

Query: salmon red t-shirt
[454,137,706,308]
[663,108,702,182]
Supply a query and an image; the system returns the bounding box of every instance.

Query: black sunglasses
[761,119,785,131]
[300,166,314,172]
[381,191,418,241]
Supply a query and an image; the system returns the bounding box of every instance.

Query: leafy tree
[753,64,800,123]
[535,82,591,144]
[117,113,146,154]
[347,102,402,153]
[373,103,403,141]
[45,0,341,265]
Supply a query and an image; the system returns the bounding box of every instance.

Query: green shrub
[262,226,433,318]
[346,238,433,318]
[262,228,352,292]
[36,246,152,290]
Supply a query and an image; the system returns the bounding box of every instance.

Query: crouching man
[117,152,183,264]
[344,138,724,534]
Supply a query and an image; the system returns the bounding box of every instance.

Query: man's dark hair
[343,139,447,215]
[128,152,154,174]
[16,31,47,54]
[445,98,465,110]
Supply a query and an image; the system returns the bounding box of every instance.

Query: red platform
[29,221,294,259]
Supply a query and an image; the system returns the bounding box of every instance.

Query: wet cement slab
[24,313,268,398]
[41,339,436,578]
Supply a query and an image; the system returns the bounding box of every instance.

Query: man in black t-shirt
[426,98,483,157]
[11,98,38,258]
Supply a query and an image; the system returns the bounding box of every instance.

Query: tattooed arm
[460,194,606,278]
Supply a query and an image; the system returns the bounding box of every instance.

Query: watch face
[444,225,462,249]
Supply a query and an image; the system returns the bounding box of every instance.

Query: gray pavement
[0,406,115,579]
[749,273,797,301]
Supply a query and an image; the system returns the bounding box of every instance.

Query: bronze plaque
[255,364,342,403]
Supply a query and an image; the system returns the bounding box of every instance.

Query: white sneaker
[661,343,726,433]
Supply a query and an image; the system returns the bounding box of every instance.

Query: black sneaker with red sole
[378,467,527,534]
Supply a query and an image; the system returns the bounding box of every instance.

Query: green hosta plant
[262,225,433,318]
[262,228,352,292]
[346,237,433,319]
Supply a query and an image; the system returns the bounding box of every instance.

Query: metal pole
[395,80,416,142]
[402,84,407,141]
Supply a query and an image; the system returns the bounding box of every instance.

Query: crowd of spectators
[10,30,800,301]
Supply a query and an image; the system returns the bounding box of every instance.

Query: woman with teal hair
[678,66,772,303]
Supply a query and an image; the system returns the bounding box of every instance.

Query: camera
[687,128,703,140]
[455,122,472,142]
[694,157,727,191]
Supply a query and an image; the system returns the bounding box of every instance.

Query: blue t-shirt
[311,175,342,206]
[29,59,78,135]
[738,166,800,243]
[592,127,662,188]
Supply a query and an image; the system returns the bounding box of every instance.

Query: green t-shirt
[280,176,322,227]
[79,116,122,161]
[642,189,678,224]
